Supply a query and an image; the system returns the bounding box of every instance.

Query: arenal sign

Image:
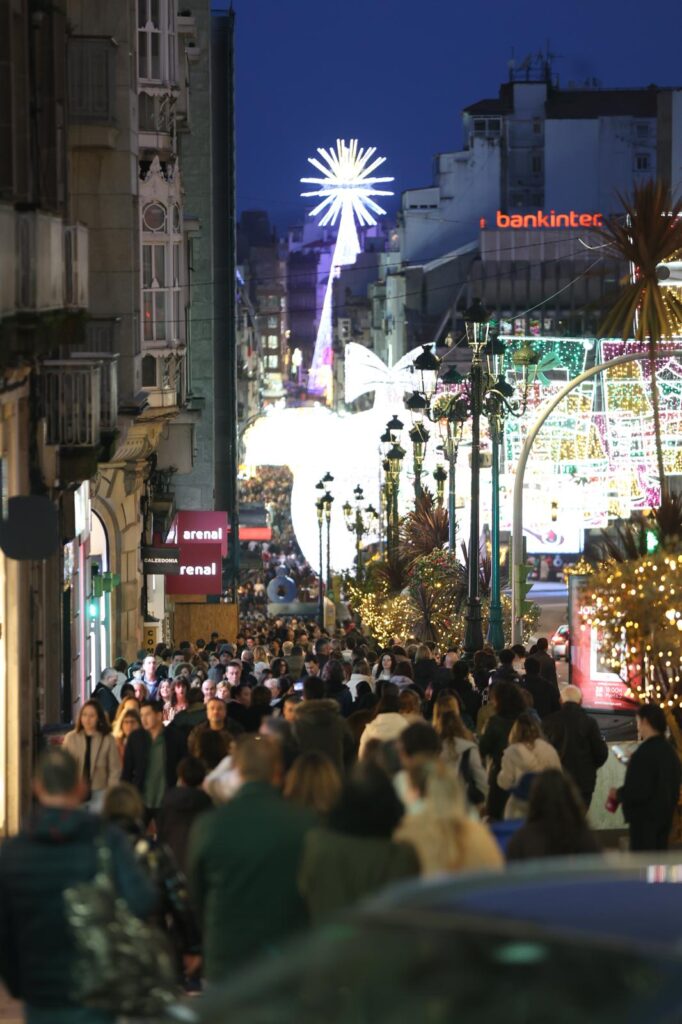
[480,210,604,230]
[166,543,223,596]
[167,511,228,557]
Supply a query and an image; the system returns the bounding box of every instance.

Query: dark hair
[232,682,251,697]
[512,644,526,658]
[303,676,325,701]
[379,651,397,675]
[171,677,190,706]
[355,679,372,699]
[492,681,526,719]
[400,721,440,758]
[525,770,595,855]
[375,682,400,715]
[498,648,515,666]
[76,699,111,735]
[322,659,345,692]
[636,703,667,734]
[328,763,405,838]
[252,684,272,708]
[452,661,471,684]
[196,729,230,769]
[536,637,549,652]
[120,682,136,700]
[524,656,541,676]
[510,711,542,745]
[315,637,330,655]
[141,699,164,715]
[304,653,319,666]
[270,657,289,678]
[177,756,206,788]
[35,748,80,795]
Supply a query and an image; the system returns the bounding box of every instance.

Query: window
[140,200,184,349]
[267,315,278,328]
[473,119,486,133]
[488,119,501,132]
[267,334,279,351]
[635,153,651,172]
[137,0,176,84]
[266,355,278,370]
[635,122,650,139]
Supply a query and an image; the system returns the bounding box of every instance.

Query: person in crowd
[435,703,488,809]
[201,678,217,704]
[314,636,331,669]
[188,696,242,757]
[158,679,174,724]
[252,644,270,681]
[395,760,504,876]
[172,685,207,743]
[543,684,608,809]
[188,736,314,980]
[358,683,409,761]
[479,681,527,820]
[373,651,397,683]
[510,643,527,677]
[112,708,142,762]
[450,661,482,725]
[0,749,156,1024]
[431,650,459,696]
[472,648,497,692]
[270,656,290,680]
[63,699,121,811]
[281,694,302,722]
[92,667,119,722]
[167,677,190,724]
[286,643,305,680]
[238,651,259,688]
[507,769,600,860]
[353,679,377,713]
[412,644,436,691]
[608,703,682,851]
[393,722,441,803]
[348,658,374,700]
[497,712,562,819]
[299,762,419,924]
[140,654,164,698]
[322,659,353,718]
[133,680,149,702]
[302,652,321,680]
[250,683,274,726]
[228,681,260,732]
[102,783,201,985]
[122,700,186,822]
[193,730,229,771]
[398,688,423,722]
[489,648,521,687]
[283,751,342,817]
[292,676,355,774]
[521,656,561,719]
[156,757,213,874]
[532,636,559,689]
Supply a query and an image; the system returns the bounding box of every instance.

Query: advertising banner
[141,546,180,575]
[166,543,223,596]
[167,511,228,557]
[568,574,635,712]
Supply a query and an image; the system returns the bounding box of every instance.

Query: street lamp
[380,416,404,556]
[315,472,334,623]
[408,421,430,500]
[433,463,448,507]
[323,489,334,593]
[343,485,379,581]
[315,497,325,626]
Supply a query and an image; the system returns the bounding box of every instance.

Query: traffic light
[515,562,535,617]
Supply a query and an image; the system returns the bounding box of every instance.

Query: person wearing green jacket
[187,736,314,981]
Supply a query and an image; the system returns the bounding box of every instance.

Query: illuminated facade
[300,140,393,396]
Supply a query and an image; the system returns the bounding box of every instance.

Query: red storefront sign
[166,543,223,595]
[568,575,635,713]
[167,511,228,557]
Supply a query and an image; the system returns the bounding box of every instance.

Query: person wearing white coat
[497,712,562,820]
[358,685,408,760]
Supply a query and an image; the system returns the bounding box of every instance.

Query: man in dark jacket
[521,656,560,720]
[543,685,608,807]
[157,756,212,874]
[532,637,559,689]
[488,648,521,687]
[91,667,119,722]
[172,687,207,742]
[188,736,313,980]
[292,677,355,773]
[610,703,682,851]
[0,748,155,1023]
[122,699,186,818]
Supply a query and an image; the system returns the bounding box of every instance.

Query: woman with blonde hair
[63,699,121,809]
[432,693,472,739]
[435,708,488,810]
[394,760,503,876]
[283,751,342,817]
[112,707,142,761]
[112,694,141,727]
[497,711,562,820]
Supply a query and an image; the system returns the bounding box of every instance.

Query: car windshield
[193,909,680,1024]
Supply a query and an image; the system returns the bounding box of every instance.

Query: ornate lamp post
[408,422,430,500]
[315,497,325,626]
[315,472,334,624]
[323,489,334,593]
[433,463,447,507]
[343,485,379,581]
[380,415,404,556]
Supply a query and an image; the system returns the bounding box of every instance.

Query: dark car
[169,855,682,1024]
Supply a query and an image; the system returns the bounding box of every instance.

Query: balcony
[16,212,65,312]
[138,91,177,154]
[68,36,118,149]
[42,360,102,447]
[70,352,119,432]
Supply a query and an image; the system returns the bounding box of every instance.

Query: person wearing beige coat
[497,712,561,820]
[63,700,121,810]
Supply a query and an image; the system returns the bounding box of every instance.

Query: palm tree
[398,491,449,567]
[596,180,682,499]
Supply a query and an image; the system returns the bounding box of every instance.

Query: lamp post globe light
[380,415,404,556]
[315,473,334,625]
[343,486,379,581]
[404,299,540,661]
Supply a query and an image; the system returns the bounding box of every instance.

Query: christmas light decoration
[301,140,394,397]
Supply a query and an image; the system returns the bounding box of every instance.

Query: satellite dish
[0,496,60,560]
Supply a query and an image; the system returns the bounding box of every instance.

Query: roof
[463,83,514,116]
[546,87,659,119]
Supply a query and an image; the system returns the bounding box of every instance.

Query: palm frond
[399,490,449,566]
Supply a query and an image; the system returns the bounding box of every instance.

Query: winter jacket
[532,649,559,688]
[172,703,207,743]
[441,737,489,802]
[543,702,608,804]
[91,682,119,721]
[299,827,419,924]
[156,786,213,875]
[357,711,409,761]
[292,699,355,774]
[479,713,519,819]
[498,739,562,819]
[188,781,314,979]
[122,725,186,798]
[0,808,156,1009]
[62,730,121,793]
[348,673,374,698]
[617,735,682,850]
[394,811,504,876]
[327,683,353,718]
[521,674,560,719]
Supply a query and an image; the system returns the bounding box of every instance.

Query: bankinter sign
[480,210,604,229]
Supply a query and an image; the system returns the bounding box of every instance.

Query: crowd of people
[1,618,680,1021]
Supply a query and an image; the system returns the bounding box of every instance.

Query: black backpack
[460,747,486,806]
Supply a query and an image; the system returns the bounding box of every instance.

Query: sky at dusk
[233,0,682,232]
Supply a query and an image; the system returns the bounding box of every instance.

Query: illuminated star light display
[301,139,393,397]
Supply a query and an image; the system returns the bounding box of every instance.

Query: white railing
[70,352,118,432]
